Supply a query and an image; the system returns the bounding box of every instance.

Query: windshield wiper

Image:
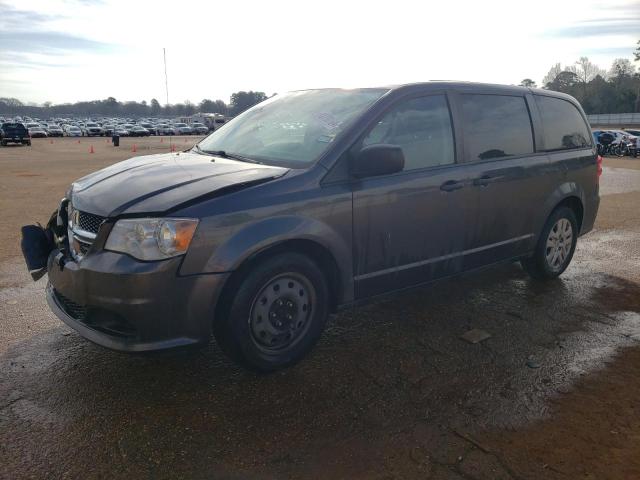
[201,149,262,164]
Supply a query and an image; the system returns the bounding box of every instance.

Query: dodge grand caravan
[21,82,600,371]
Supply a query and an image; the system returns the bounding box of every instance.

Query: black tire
[1,140,6,147]
[213,252,330,372]
[521,206,578,280]
[614,144,624,157]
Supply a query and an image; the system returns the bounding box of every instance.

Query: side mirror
[351,144,405,179]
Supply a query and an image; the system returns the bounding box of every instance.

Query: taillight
[596,155,603,178]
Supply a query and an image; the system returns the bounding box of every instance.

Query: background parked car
[139,123,156,135]
[102,124,115,136]
[65,125,82,137]
[114,127,130,137]
[28,126,48,138]
[0,122,31,146]
[81,122,104,136]
[128,126,150,137]
[191,122,209,135]
[156,124,176,135]
[45,125,64,137]
[172,122,193,135]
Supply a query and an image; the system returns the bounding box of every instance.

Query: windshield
[197,88,388,167]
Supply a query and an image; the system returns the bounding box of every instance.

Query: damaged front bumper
[43,248,228,351]
[21,206,65,281]
[47,250,227,351]
[21,202,229,352]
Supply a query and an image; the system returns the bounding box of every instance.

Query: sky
[0,0,638,105]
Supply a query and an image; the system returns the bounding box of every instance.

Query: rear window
[461,94,534,161]
[2,123,27,132]
[534,95,591,151]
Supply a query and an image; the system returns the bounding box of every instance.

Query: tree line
[0,91,269,118]
[3,41,639,118]
[519,40,640,114]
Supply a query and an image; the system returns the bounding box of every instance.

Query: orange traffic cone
[131,144,137,153]
[106,138,110,144]
[160,137,163,143]
[49,139,53,144]
[89,145,94,154]
[77,139,81,144]
[170,144,175,152]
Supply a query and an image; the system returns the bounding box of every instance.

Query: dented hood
[69,151,288,217]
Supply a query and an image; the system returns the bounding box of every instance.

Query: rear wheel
[521,206,578,280]
[213,253,330,372]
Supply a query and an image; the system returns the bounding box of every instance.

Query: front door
[352,94,477,299]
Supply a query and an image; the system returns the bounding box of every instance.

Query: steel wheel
[249,272,315,353]
[545,218,573,271]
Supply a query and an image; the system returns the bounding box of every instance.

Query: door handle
[440,180,464,192]
[472,175,500,187]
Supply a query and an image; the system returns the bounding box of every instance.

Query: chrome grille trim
[70,227,97,241]
[67,205,105,261]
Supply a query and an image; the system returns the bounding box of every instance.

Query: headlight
[105,218,199,261]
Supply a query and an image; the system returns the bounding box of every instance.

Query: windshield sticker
[313,112,340,130]
[316,134,336,143]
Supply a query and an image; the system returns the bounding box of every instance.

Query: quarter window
[461,94,534,161]
[534,95,592,151]
[362,95,455,171]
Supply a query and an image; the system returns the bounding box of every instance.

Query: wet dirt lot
[1,138,639,479]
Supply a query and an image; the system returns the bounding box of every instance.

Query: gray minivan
[21,82,600,371]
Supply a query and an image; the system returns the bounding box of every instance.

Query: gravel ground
[1,138,639,479]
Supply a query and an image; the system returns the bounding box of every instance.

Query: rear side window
[534,95,592,151]
[461,94,534,161]
[362,95,455,171]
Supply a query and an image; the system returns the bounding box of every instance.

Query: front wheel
[522,206,578,280]
[614,144,624,157]
[213,253,330,372]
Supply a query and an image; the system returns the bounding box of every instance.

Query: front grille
[77,211,105,235]
[54,290,87,321]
